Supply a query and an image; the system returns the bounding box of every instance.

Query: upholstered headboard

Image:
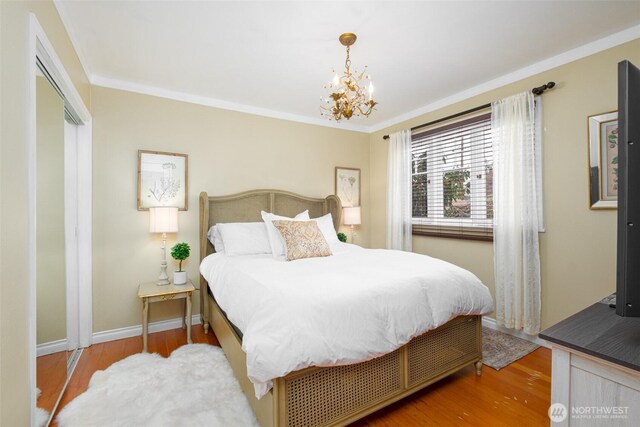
[199,189,342,261]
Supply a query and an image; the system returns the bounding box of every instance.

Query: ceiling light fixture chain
[345,45,351,73]
[320,33,377,121]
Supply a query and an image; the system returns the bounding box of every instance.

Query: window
[411,112,493,240]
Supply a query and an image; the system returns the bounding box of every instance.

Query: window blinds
[411,112,493,240]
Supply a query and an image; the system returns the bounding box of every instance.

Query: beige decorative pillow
[272,220,332,261]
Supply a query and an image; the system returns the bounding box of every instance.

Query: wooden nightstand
[137,280,195,352]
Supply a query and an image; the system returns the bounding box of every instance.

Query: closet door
[35,72,81,426]
[35,73,69,419]
[30,22,93,425]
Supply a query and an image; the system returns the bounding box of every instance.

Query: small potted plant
[170,242,190,285]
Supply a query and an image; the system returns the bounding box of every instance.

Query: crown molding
[369,24,640,133]
[54,0,640,135]
[53,0,93,82]
[90,75,371,133]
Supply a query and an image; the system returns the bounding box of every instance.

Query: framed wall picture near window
[588,111,618,209]
[138,150,188,210]
[335,167,361,207]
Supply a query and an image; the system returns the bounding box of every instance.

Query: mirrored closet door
[35,63,81,425]
[31,20,93,426]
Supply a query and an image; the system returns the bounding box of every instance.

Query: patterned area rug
[482,327,539,370]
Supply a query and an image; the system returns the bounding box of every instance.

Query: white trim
[482,316,551,349]
[64,121,79,351]
[77,120,93,348]
[63,120,93,349]
[54,10,640,134]
[92,314,202,345]
[36,339,68,357]
[91,74,371,133]
[369,24,640,132]
[52,0,92,81]
[33,24,90,123]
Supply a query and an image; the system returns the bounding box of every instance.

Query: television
[616,59,640,317]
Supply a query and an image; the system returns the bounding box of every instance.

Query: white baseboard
[482,316,551,349]
[37,338,68,357]
[92,314,202,345]
[63,315,550,351]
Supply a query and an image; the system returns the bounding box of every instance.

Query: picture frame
[335,167,361,207]
[587,111,618,210]
[138,150,188,211]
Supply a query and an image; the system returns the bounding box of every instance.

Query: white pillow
[312,213,340,245]
[216,222,272,256]
[207,225,225,253]
[261,210,310,257]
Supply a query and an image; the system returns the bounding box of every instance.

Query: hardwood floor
[353,347,551,426]
[51,326,550,426]
[36,351,69,415]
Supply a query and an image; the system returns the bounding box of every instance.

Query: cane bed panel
[283,348,402,427]
[407,315,481,387]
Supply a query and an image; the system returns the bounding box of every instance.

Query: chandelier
[321,33,377,121]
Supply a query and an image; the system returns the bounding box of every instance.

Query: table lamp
[149,206,178,285]
[343,206,361,243]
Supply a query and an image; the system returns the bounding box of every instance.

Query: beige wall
[0,1,89,424]
[36,76,67,344]
[91,86,371,333]
[370,38,640,331]
[1,4,637,424]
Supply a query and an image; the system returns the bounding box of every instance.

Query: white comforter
[200,243,493,398]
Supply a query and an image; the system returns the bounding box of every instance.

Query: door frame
[28,13,92,426]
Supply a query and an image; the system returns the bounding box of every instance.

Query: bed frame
[199,190,483,427]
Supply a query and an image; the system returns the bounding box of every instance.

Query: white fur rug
[35,388,50,427]
[57,344,259,427]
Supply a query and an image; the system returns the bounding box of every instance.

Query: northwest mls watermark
[549,403,629,423]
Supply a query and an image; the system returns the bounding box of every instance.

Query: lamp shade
[149,206,178,233]
[343,206,361,226]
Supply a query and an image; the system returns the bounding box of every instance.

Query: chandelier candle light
[321,33,377,121]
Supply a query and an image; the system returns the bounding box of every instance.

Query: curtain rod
[382,81,555,140]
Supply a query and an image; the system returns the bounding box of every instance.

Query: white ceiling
[56,1,640,132]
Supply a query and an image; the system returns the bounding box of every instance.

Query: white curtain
[386,129,412,251]
[492,91,542,335]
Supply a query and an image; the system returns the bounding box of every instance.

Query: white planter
[173,270,187,285]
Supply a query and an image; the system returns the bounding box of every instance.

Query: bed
[199,189,489,427]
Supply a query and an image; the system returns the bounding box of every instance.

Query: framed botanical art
[335,167,361,207]
[587,111,618,209]
[138,150,188,210]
